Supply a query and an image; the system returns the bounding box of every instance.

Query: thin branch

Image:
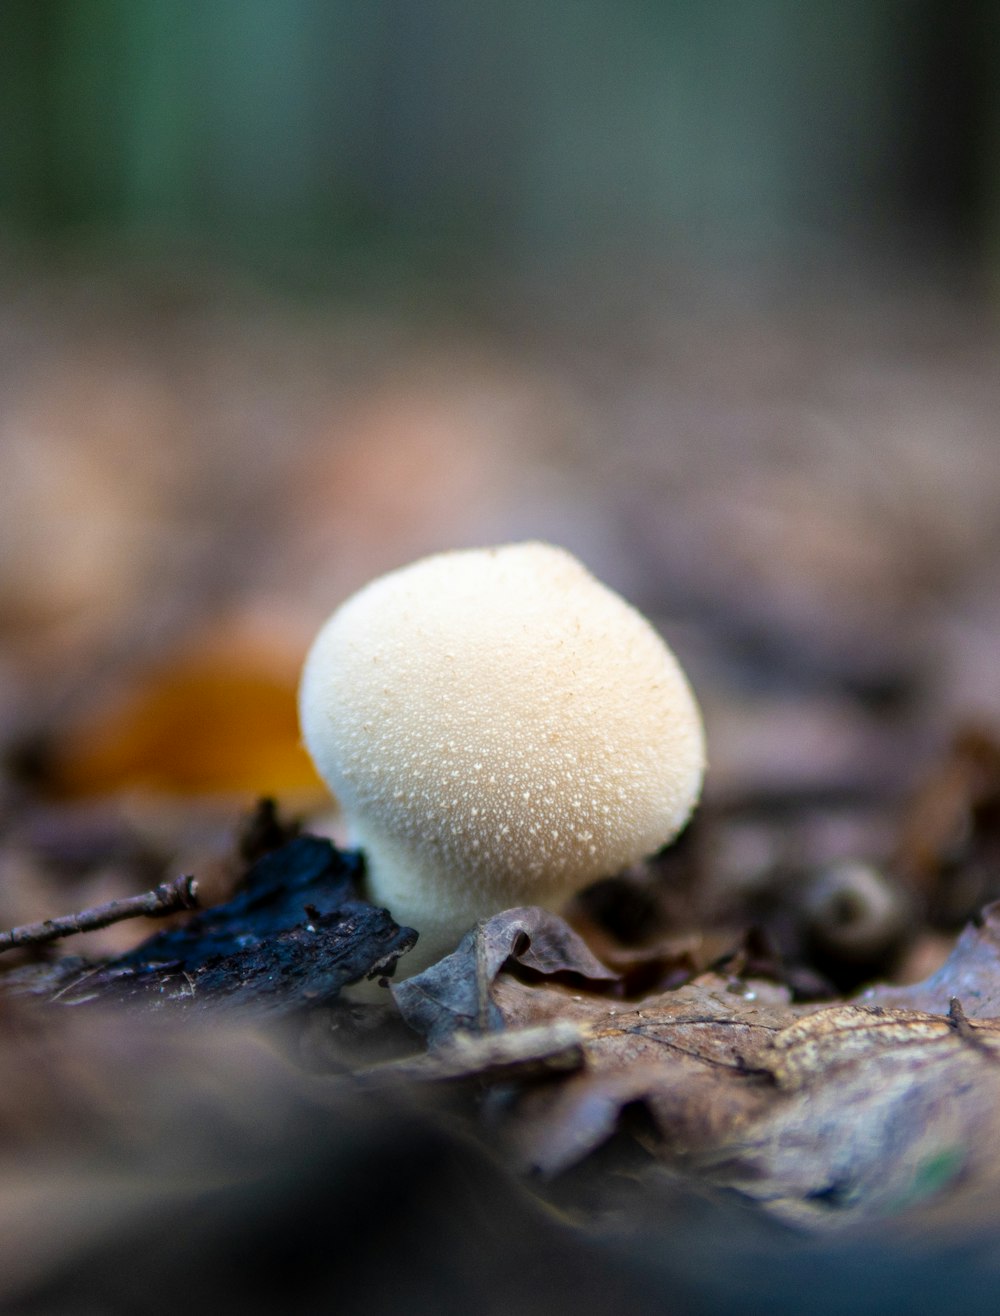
[0,875,199,953]
[355,1020,588,1088]
[947,995,1000,1062]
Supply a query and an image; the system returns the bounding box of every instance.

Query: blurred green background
[1,0,998,281]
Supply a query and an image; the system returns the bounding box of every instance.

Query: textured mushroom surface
[299,542,705,966]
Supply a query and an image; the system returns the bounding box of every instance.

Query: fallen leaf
[863,899,1000,1017]
[395,905,1000,1228]
[391,906,618,1048]
[48,624,323,799]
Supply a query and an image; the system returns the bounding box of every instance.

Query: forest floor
[2,251,1000,1313]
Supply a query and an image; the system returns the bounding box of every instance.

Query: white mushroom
[299,542,705,977]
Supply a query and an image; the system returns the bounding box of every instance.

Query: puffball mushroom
[299,542,705,977]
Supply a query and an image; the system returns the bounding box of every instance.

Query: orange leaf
[51,632,325,800]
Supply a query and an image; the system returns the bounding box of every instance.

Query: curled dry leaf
[395,904,1000,1229]
[865,900,1000,1017]
[391,906,617,1048]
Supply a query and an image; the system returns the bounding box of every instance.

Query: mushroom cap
[299,542,705,935]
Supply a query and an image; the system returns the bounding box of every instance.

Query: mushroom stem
[357,827,572,978]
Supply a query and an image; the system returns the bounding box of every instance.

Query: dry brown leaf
[395,904,1000,1229]
[498,977,1000,1228]
[391,906,617,1048]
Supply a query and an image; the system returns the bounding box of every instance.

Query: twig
[0,874,199,953]
[947,996,975,1038]
[355,1020,588,1088]
[946,995,1000,1063]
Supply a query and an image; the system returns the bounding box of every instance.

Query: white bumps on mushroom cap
[299,542,705,975]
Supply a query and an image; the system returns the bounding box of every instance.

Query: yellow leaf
[51,628,325,799]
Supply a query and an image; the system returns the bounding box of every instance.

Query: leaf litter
[5,794,1000,1235]
[389,894,1000,1229]
[4,266,1000,1306]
